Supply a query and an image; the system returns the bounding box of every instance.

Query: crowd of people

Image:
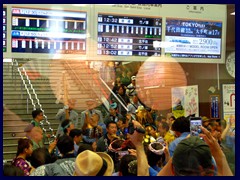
[3,69,235,176]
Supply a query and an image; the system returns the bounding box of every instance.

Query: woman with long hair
[12,138,34,176]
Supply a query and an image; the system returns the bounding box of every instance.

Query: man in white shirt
[126,76,137,103]
[127,95,142,115]
[55,99,78,136]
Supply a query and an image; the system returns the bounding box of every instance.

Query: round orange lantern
[136,57,187,111]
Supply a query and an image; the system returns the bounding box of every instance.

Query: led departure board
[165,18,222,59]
[3,7,7,52]
[97,14,162,57]
[11,7,87,54]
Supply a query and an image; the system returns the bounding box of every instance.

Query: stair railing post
[27,97,29,114]
[21,81,23,99]
[11,59,14,83]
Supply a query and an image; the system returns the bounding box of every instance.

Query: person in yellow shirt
[157,121,175,144]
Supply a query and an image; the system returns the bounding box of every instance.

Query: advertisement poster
[172,85,199,118]
[223,112,235,146]
[165,19,222,59]
[222,84,235,132]
[223,113,235,129]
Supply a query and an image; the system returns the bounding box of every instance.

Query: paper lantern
[136,58,187,111]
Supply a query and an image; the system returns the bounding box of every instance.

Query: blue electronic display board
[11,7,87,54]
[165,18,222,59]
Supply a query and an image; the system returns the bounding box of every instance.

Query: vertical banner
[222,84,235,113]
[210,95,220,119]
[222,84,235,130]
[172,85,199,118]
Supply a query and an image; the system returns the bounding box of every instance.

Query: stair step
[3,137,23,145]
[3,132,26,139]
[3,108,62,114]
[3,94,57,100]
[3,153,17,162]
[3,111,59,118]
[5,103,63,110]
[3,58,109,163]
[3,83,82,91]
[3,99,58,104]
[3,120,74,132]
[3,90,55,95]
[3,145,18,153]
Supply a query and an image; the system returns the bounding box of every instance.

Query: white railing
[12,59,55,142]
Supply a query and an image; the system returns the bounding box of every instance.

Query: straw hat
[74,150,114,176]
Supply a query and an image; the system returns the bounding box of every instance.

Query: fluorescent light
[230,12,235,15]
[3,58,12,62]
[72,4,87,7]
[72,4,115,6]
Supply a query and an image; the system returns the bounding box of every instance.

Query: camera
[125,119,145,135]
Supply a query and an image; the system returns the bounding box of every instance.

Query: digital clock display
[97,14,162,57]
[11,7,87,54]
[165,18,222,59]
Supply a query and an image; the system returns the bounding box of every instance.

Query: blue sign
[210,95,219,119]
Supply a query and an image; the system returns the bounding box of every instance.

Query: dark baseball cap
[172,136,213,175]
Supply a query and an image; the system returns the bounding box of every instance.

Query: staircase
[3,58,111,162]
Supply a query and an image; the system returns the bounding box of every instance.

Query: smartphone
[190,117,202,136]
[123,127,129,135]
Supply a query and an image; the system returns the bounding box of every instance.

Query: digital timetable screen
[165,18,222,59]
[97,14,162,57]
[11,7,87,54]
[3,7,7,52]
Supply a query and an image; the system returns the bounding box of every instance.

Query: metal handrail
[21,67,55,139]
[12,59,36,110]
[12,59,55,141]
[64,61,87,90]
[84,65,109,100]
[63,60,127,113]
[98,76,138,120]
[99,76,128,112]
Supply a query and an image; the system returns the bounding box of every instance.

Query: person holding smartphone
[157,126,233,176]
[199,126,233,176]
